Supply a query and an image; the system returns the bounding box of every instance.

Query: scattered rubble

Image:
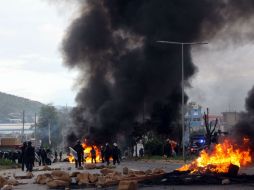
[13,172,34,180]
[118,180,137,190]
[32,167,166,189]
[7,179,19,186]
[1,184,13,190]
[222,178,230,185]
[0,176,7,188]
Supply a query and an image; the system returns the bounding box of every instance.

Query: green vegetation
[0,91,43,123]
[144,138,163,156]
[0,159,13,165]
[0,159,18,170]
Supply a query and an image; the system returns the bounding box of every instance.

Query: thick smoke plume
[62,0,254,144]
[234,86,254,150]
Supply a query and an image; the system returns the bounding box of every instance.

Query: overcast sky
[1,0,254,114]
[0,0,78,106]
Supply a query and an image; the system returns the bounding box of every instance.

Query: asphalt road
[0,159,253,189]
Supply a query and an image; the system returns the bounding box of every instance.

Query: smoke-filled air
[62,0,254,145]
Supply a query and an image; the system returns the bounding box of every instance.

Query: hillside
[0,92,44,123]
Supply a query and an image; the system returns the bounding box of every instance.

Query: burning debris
[177,138,251,174]
[68,142,101,164]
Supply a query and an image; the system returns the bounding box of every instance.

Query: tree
[37,104,62,148]
[203,108,218,148]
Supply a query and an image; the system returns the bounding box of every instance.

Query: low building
[185,102,203,132]
[0,123,34,141]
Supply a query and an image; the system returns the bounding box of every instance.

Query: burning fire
[177,138,252,173]
[69,143,101,163]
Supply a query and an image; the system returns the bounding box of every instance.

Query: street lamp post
[156,41,208,161]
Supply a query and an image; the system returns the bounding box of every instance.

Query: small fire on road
[177,138,252,174]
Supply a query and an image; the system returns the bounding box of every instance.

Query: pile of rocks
[34,167,165,189]
[36,171,71,188]
[0,175,21,190]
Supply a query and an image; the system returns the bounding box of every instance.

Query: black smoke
[62,0,254,144]
[234,87,254,150]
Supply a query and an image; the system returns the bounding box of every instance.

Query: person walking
[112,143,120,165]
[73,140,84,168]
[90,146,96,164]
[25,141,35,172]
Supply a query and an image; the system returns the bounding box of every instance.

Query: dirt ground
[0,159,253,189]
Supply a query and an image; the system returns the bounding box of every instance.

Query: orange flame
[68,143,101,163]
[177,138,252,173]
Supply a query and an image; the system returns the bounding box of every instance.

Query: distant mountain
[0,92,44,123]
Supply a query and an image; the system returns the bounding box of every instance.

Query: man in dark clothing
[41,148,47,165]
[104,143,111,166]
[90,146,96,163]
[54,151,58,162]
[112,143,120,165]
[100,146,105,163]
[73,140,84,168]
[36,148,42,166]
[59,151,62,161]
[21,142,27,171]
[25,141,35,172]
[139,148,144,157]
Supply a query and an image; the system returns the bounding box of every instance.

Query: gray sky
[188,42,254,114]
[0,0,254,114]
[0,0,78,106]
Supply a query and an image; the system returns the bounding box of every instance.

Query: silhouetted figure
[100,146,105,163]
[36,148,42,166]
[25,141,35,172]
[41,148,47,165]
[90,146,96,163]
[46,149,52,165]
[139,148,144,157]
[59,151,62,161]
[74,140,84,168]
[104,143,111,166]
[112,143,120,165]
[21,142,27,171]
[54,151,58,162]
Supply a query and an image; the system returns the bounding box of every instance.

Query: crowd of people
[20,141,35,172]
[101,142,121,166]
[72,140,122,168]
[18,142,63,172]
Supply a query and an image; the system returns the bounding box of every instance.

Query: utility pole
[48,121,51,145]
[34,113,37,147]
[156,41,208,161]
[22,110,25,142]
